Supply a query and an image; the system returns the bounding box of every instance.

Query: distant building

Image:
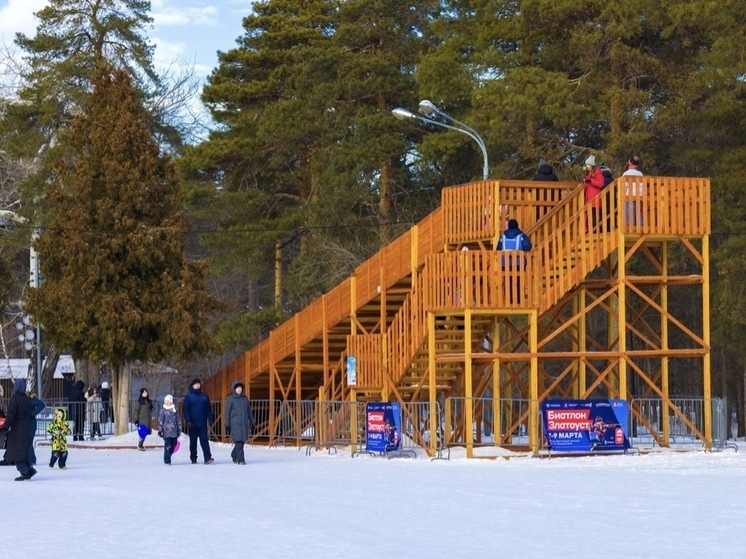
[0,354,75,379]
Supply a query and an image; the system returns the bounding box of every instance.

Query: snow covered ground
[5,433,745,558]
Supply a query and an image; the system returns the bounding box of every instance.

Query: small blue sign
[346,356,357,386]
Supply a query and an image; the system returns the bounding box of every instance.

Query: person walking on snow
[183,378,214,464]
[3,379,37,481]
[158,395,181,465]
[47,407,70,469]
[133,388,153,451]
[225,381,256,465]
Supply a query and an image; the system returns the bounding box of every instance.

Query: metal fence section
[445,397,535,450]
[14,394,736,455]
[32,399,166,440]
[629,397,736,451]
[711,398,738,451]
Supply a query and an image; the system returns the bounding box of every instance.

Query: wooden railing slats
[213,176,710,396]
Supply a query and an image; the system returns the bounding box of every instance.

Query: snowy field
[5,433,745,558]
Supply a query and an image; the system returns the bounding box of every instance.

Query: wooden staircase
[204,175,711,451]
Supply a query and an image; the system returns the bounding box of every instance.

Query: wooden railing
[618,176,710,236]
[442,180,575,245]
[210,176,710,399]
[347,273,427,389]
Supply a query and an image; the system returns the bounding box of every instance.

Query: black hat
[508,219,519,230]
[139,387,148,396]
[191,378,201,387]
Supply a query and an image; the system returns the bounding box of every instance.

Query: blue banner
[542,399,630,452]
[365,402,402,453]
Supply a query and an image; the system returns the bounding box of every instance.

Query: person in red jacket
[583,155,605,232]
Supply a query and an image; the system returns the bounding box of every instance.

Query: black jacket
[4,385,33,463]
[532,164,559,181]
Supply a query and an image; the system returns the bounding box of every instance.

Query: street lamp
[392,101,489,181]
[0,210,44,395]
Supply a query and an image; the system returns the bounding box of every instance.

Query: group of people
[150,377,255,467]
[66,379,111,441]
[0,375,259,479]
[581,154,644,230]
[154,378,256,466]
[493,155,644,302]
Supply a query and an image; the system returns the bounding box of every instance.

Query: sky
[4,430,745,558]
[0,0,252,81]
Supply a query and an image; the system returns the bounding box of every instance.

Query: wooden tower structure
[204,176,711,456]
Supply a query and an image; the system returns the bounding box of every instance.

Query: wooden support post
[465,309,474,458]
[350,388,358,455]
[492,317,500,447]
[578,289,587,396]
[661,242,670,445]
[529,309,539,455]
[703,235,712,448]
[428,311,437,454]
[618,235,627,400]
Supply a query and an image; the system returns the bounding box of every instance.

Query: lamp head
[418,100,438,115]
[392,108,416,120]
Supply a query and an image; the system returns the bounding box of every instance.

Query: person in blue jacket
[27,391,45,466]
[183,378,214,464]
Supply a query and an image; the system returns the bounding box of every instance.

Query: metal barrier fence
[7,395,735,454]
[630,397,736,450]
[31,399,168,440]
[445,397,533,448]
[444,396,737,453]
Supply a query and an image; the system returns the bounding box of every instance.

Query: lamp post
[392,101,489,181]
[0,210,44,395]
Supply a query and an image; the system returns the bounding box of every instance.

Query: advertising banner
[365,402,402,453]
[542,399,630,452]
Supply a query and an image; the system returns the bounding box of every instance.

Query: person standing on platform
[532,159,559,182]
[532,159,560,222]
[497,219,532,304]
[583,155,605,231]
[183,378,214,465]
[623,155,644,226]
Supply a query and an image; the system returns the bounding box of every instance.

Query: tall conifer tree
[26,66,225,434]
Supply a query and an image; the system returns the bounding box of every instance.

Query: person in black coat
[100,381,112,424]
[3,379,37,481]
[224,381,256,465]
[532,159,559,181]
[68,380,87,441]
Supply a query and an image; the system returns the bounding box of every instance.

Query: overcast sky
[0,0,251,80]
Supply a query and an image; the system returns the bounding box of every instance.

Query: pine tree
[0,0,172,232]
[26,66,226,434]
[180,0,437,347]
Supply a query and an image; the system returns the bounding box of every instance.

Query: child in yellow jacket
[47,407,69,469]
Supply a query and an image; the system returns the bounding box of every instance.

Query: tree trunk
[113,362,132,435]
[41,345,59,400]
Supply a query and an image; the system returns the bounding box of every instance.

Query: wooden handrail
[213,176,710,400]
